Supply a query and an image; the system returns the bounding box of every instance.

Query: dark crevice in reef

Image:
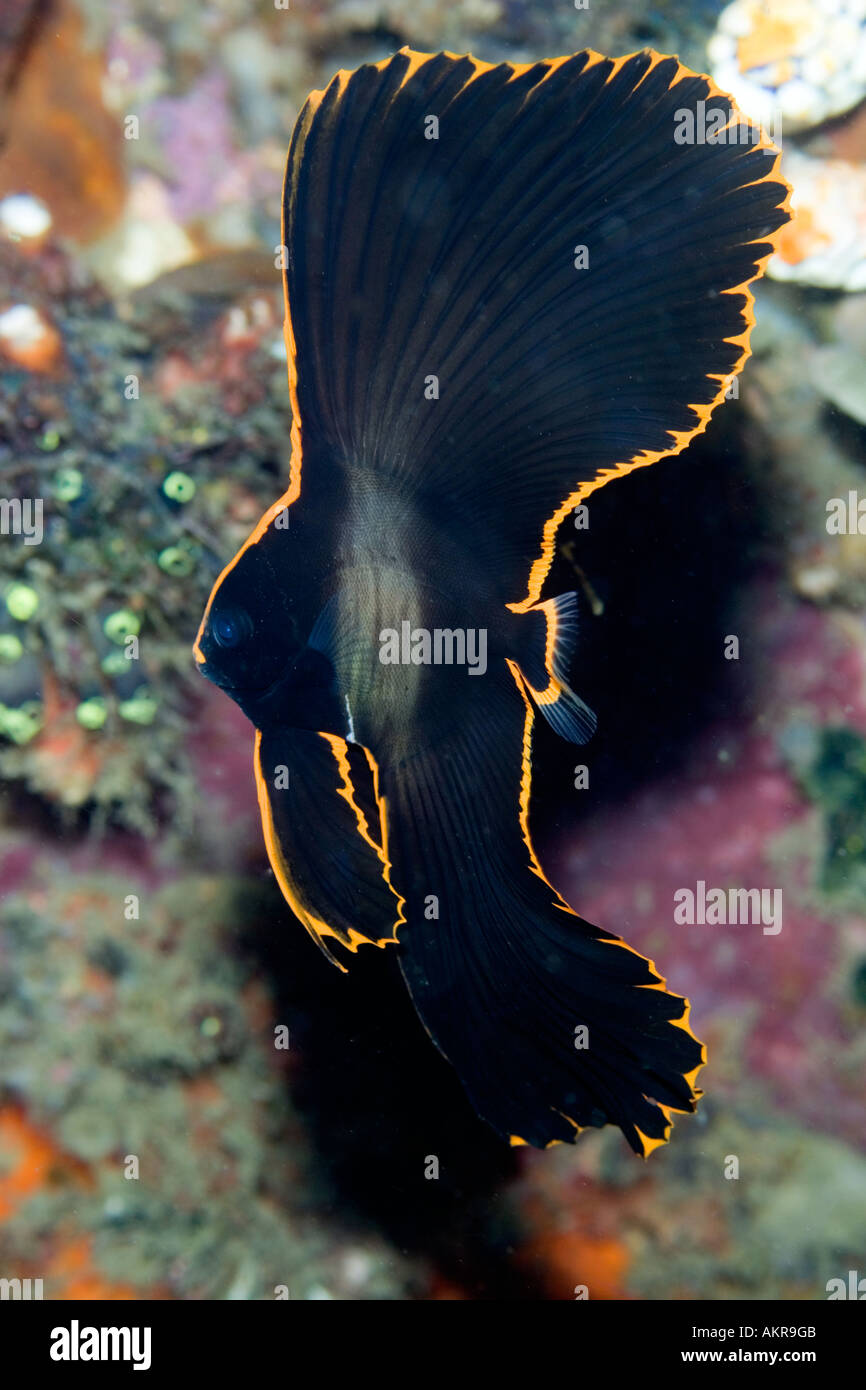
[532,405,772,851]
[245,897,540,1299]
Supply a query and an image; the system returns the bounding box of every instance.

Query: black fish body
[195,47,790,1153]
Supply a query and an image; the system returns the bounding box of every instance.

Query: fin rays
[254,728,403,971]
[282,45,790,607]
[383,668,705,1154]
[221,43,790,1152]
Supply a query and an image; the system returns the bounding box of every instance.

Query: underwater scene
[0,0,864,1313]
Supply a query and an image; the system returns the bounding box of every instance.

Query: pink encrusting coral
[553,586,866,1153]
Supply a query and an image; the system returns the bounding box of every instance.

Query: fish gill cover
[194,47,791,1156]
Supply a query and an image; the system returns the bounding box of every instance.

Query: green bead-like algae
[0,702,42,744]
[162,471,196,504]
[55,467,84,502]
[0,634,24,664]
[158,546,195,577]
[119,689,158,725]
[5,584,39,622]
[104,609,141,645]
[76,697,108,730]
[100,650,129,677]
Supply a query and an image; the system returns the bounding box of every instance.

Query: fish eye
[212,605,252,650]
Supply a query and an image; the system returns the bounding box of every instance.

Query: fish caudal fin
[381,667,703,1154]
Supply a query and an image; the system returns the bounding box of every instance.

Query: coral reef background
[0,0,864,1299]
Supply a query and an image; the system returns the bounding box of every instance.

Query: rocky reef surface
[0,0,864,1299]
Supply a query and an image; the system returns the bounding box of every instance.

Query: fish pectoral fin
[512,592,597,745]
[254,726,403,970]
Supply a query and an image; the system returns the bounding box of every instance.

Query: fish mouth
[193,651,293,722]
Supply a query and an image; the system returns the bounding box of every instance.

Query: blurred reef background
[0,0,865,1299]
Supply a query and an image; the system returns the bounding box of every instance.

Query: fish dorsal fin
[283,47,789,605]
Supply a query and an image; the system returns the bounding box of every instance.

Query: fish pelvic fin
[512,593,597,745]
[255,727,404,971]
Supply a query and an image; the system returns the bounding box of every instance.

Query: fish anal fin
[383,666,705,1155]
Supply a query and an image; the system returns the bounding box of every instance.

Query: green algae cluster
[0,248,289,831]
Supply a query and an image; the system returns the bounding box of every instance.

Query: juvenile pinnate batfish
[195,48,790,1154]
